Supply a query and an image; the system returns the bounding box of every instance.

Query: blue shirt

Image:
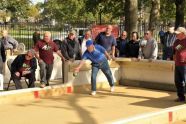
[96,32,117,52]
[82,45,107,64]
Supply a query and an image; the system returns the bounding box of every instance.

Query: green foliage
[85,0,123,23]
[42,0,90,23]
[41,0,123,24]
[6,0,31,17]
[0,0,32,21]
[0,0,185,27]
[25,5,40,19]
[160,0,176,25]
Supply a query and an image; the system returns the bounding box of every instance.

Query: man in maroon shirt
[173,27,186,102]
[34,31,65,88]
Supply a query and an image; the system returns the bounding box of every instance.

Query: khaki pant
[5,49,13,56]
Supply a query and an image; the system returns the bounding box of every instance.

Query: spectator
[116,31,128,57]
[74,40,114,96]
[95,25,117,59]
[53,33,64,49]
[60,30,81,60]
[162,27,176,60]
[53,39,62,49]
[173,27,186,102]
[138,31,158,61]
[159,28,165,44]
[1,30,18,55]
[33,29,41,45]
[34,31,65,88]
[11,49,37,89]
[125,32,140,58]
[79,30,92,55]
[0,39,6,74]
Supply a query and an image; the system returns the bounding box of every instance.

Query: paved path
[0,86,184,124]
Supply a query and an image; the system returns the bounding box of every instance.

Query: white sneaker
[110,86,114,92]
[91,91,96,96]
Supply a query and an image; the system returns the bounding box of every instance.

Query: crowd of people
[1,25,186,100]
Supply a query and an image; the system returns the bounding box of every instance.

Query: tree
[42,0,87,24]
[85,0,123,24]
[0,0,32,22]
[124,0,138,38]
[25,5,40,22]
[175,0,185,29]
[160,0,175,26]
[148,0,160,33]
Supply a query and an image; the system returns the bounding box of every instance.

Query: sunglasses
[26,54,32,58]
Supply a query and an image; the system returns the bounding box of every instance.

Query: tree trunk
[149,0,160,34]
[175,0,185,29]
[124,0,138,39]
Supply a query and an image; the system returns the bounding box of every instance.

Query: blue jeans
[175,66,186,100]
[91,60,114,91]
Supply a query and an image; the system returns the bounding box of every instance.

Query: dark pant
[0,61,3,74]
[91,60,114,91]
[174,66,186,100]
[162,47,173,60]
[39,61,53,85]
[12,73,35,89]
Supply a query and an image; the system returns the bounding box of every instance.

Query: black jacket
[0,41,6,62]
[11,54,37,75]
[33,32,41,45]
[116,37,128,57]
[125,40,140,58]
[60,37,81,60]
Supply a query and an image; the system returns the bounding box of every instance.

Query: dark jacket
[125,40,140,58]
[11,54,37,76]
[78,36,84,46]
[2,35,18,50]
[0,41,6,62]
[33,32,41,45]
[162,32,176,60]
[116,37,128,57]
[60,37,81,60]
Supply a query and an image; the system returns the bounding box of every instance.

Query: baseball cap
[175,27,186,35]
[86,40,93,47]
[69,30,76,35]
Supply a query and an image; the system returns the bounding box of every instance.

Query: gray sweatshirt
[139,38,158,59]
[2,35,18,50]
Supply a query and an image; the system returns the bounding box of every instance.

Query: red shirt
[173,38,186,66]
[34,40,58,64]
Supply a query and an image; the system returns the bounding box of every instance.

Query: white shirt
[81,38,91,55]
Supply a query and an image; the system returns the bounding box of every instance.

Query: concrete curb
[0,82,112,104]
[109,104,186,124]
[0,84,72,104]
[2,83,186,124]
